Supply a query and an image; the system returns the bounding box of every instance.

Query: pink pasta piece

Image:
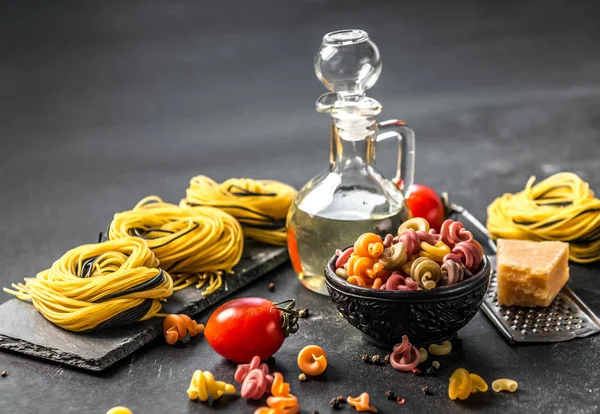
[385,273,406,290]
[451,241,483,272]
[383,234,395,248]
[404,277,419,290]
[241,368,274,400]
[390,335,420,371]
[235,356,269,383]
[335,247,354,269]
[399,230,421,255]
[416,230,441,245]
[440,219,473,249]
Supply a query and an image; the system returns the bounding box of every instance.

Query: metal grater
[450,204,600,344]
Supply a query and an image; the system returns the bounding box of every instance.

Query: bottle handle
[376,119,415,193]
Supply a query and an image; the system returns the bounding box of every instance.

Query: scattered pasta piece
[187,370,236,402]
[235,356,274,400]
[448,368,488,400]
[418,347,428,363]
[106,407,132,414]
[492,378,518,393]
[297,345,328,376]
[347,392,377,412]
[390,335,420,372]
[428,341,452,356]
[163,314,204,345]
[255,372,300,414]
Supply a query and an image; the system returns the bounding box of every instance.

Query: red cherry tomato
[204,297,286,363]
[405,184,446,232]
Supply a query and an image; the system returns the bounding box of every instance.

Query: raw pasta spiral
[163,314,204,345]
[440,260,465,286]
[419,240,451,262]
[398,229,421,255]
[379,242,408,270]
[297,345,327,376]
[235,356,274,400]
[383,271,419,291]
[3,238,173,332]
[448,368,488,400]
[443,240,484,272]
[180,176,297,246]
[410,257,442,290]
[108,196,243,295]
[347,392,377,413]
[255,372,300,414]
[187,370,236,401]
[398,217,430,233]
[486,172,600,263]
[441,219,473,248]
[390,335,420,372]
[354,233,384,259]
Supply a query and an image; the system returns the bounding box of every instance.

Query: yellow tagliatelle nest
[3,238,173,332]
[448,368,488,400]
[109,196,244,295]
[180,176,297,246]
[487,172,600,263]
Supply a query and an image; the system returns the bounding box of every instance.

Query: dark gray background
[1,1,599,413]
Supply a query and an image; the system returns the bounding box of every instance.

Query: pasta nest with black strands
[487,172,600,263]
[179,176,297,246]
[108,196,244,294]
[3,237,173,332]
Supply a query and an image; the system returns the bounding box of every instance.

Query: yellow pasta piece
[448,368,488,401]
[418,347,428,363]
[180,176,297,246]
[487,173,600,263]
[106,408,132,414]
[3,238,173,332]
[419,241,451,262]
[398,218,430,234]
[492,378,518,392]
[187,370,236,401]
[428,341,452,356]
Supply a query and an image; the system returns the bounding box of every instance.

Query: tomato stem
[271,299,300,337]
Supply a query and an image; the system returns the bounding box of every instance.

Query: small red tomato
[405,184,446,232]
[204,297,287,363]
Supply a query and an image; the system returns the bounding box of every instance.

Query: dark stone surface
[0,243,287,371]
[1,0,600,413]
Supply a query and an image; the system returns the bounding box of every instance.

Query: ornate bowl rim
[324,251,491,303]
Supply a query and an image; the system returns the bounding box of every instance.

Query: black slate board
[0,242,288,372]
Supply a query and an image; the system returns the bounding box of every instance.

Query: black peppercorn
[361,354,371,364]
[426,367,438,376]
[384,354,390,364]
[298,308,309,318]
[422,385,433,395]
[411,368,422,376]
[336,396,345,403]
[268,282,275,291]
[385,390,395,400]
[312,411,319,414]
[330,397,340,409]
[371,355,381,364]
[1,371,6,377]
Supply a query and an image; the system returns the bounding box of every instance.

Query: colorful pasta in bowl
[324,218,491,347]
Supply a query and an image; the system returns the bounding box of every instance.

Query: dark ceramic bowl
[324,253,491,348]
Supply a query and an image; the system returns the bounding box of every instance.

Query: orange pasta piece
[348,256,375,278]
[297,345,327,376]
[354,233,384,259]
[347,276,367,286]
[347,392,377,412]
[163,314,204,345]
